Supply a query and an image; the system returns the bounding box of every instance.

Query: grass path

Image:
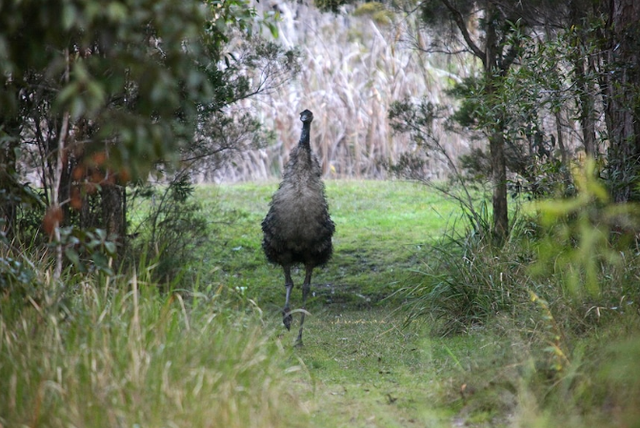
[199,180,474,427]
[287,309,458,427]
[198,180,462,308]
[3,181,639,427]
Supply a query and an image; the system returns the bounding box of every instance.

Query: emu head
[300,109,314,124]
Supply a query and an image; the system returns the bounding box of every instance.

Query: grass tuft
[0,272,308,428]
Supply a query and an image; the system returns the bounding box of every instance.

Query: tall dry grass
[209,1,593,184]
[211,1,472,182]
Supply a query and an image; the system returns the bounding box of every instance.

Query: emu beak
[300,109,314,123]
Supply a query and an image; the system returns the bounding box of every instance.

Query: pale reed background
[199,1,474,183]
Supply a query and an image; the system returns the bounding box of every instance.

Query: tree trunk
[489,130,509,239]
[576,56,599,157]
[604,0,640,202]
[101,182,125,238]
[484,2,509,241]
[554,109,572,184]
[570,1,600,158]
[0,118,20,241]
[101,180,125,264]
[438,0,510,241]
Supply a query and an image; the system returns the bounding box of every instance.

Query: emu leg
[283,265,293,330]
[295,265,313,347]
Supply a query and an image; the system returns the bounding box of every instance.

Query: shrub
[126,176,210,285]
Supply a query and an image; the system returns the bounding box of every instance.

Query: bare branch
[439,0,485,63]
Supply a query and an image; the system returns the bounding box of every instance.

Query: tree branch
[439,0,485,64]
[499,44,520,74]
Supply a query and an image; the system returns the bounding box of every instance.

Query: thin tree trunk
[484,2,509,241]
[567,3,599,158]
[0,118,20,241]
[438,0,510,241]
[52,111,70,280]
[489,130,508,239]
[101,180,124,263]
[577,56,599,158]
[604,0,640,202]
[50,47,72,280]
[554,109,572,183]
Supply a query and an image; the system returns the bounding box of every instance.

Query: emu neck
[298,122,311,151]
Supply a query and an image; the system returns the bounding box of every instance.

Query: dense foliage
[0,0,298,282]
[384,0,640,241]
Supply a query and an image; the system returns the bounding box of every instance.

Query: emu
[261,109,335,346]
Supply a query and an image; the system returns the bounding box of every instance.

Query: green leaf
[56,83,80,107]
[92,252,109,269]
[105,241,117,255]
[65,247,81,267]
[107,2,128,22]
[62,3,78,31]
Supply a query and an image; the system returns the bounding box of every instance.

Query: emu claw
[282,309,292,331]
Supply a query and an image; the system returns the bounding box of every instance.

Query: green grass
[196,180,461,309]
[2,180,640,427]
[0,278,309,428]
[289,308,462,427]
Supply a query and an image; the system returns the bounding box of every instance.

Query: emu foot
[282,308,292,331]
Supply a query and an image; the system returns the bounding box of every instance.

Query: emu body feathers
[261,162,333,267]
[261,109,335,346]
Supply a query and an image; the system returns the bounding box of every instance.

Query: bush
[398,214,536,336]
[402,159,640,332]
[127,176,210,285]
[400,159,640,426]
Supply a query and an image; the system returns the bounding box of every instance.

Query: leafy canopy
[0,0,269,179]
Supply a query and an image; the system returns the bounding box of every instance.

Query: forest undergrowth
[2,180,640,427]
